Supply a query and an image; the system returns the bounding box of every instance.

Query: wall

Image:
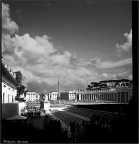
[2,82,17,103]
[2,103,19,120]
[26,92,40,102]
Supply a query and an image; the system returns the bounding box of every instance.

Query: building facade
[26,91,40,102]
[2,57,26,119]
[69,91,76,100]
[48,91,76,101]
[76,87,133,103]
[48,92,58,101]
[2,58,17,104]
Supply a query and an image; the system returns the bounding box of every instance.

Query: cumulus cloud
[116,29,132,56]
[97,58,132,69]
[2,34,15,53]
[2,2,132,92]
[2,2,98,92]
[2,3,19,35]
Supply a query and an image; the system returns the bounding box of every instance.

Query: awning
[6,115,27,120]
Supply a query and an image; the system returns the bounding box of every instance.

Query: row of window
[2,93,14,103]
[69,94,75,97]
[26,95,39,98]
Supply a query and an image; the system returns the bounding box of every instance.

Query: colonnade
[75,88,132,104]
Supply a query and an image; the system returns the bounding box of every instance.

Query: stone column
[117,92,119,103]
[110,94,111,101]
[119,92,121,103]
[125,92,128,103]
[79,94,81,101]
[75,93,77,101]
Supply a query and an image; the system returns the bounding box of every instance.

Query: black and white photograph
[1,0,138,143]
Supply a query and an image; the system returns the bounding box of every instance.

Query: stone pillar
[79,94,81,101]
[118,92,120,103]
[114,93,116,102]
[75,93,77,101]
[120,92,122,103]
[124,92,126,103]
[117,92,119,103]
[110,94,111,101]
[125,92,128,103]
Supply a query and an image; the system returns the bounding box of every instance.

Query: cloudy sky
[2,0,132,93]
